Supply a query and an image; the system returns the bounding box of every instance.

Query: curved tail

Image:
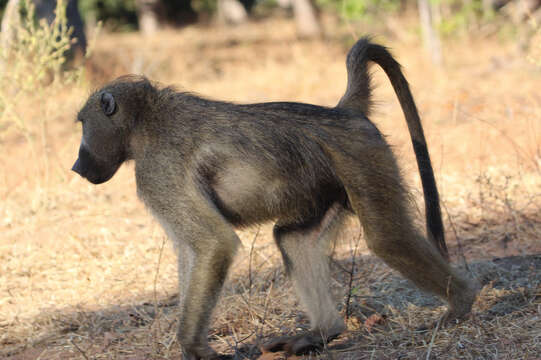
[337,37,448,260]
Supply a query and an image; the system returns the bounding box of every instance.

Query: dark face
[72,91,128,184]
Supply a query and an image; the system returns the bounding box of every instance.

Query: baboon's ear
[100,92,117,116]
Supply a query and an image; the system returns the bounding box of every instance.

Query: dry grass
[1,14,540,359]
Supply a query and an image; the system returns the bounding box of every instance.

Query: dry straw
[0,10,540,359]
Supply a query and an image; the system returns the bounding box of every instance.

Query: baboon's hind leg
[335,144,478,324]
[264,203,347,355]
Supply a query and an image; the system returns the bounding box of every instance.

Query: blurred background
[0,0,540,359]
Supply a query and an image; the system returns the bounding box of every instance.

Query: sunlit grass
[0,13,539,359]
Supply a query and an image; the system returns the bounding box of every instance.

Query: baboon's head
[72,76,153,184]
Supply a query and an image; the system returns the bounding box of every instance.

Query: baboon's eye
[100,92,117,116]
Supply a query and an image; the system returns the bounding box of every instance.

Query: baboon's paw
[439,285,479,328]
[439,308,472,327]
[181,345,223,360]
[417,282,479,332]
[262,335,290,353]
[263,332,339,356]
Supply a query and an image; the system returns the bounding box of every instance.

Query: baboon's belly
[212,160,344,227]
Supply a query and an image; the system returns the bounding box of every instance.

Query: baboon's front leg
[154,204,240,360]
[179,246,237,359]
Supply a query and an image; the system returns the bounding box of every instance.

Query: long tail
[337,37,448,260]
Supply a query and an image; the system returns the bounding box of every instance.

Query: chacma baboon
[72,38,478,359]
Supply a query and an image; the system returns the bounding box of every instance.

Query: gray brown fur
[339,38,447,259]
[72,38,478,359]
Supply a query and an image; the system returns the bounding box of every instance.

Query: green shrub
[317,0,400,21]
[79,0,137,31]
[0,0,83,137]
[0,0,75,91]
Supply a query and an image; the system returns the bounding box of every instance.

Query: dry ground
[1,14,540,359]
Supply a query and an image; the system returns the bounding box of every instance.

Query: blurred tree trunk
[273,0,322,38]
[0,0,22,52]
[218,0,248,25]
[292,0,321,38]
[0,0,87,55]
[218,0,321,37]
[136,0,164,35]
[136,0,198,35]
[418,0,442,65]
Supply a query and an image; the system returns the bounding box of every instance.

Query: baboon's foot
[443,280,480,326]
[418,282,480,332]
[263,331,341,356]
[181,344,222,360]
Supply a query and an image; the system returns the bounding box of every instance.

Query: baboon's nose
[71,158,83,176]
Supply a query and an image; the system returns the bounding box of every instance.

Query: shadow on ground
[4,254,540,359]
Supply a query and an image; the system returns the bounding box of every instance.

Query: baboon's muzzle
[72,145,116,185]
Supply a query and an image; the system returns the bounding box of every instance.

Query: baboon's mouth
[71,145,119,185]
[71,159,112,184]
